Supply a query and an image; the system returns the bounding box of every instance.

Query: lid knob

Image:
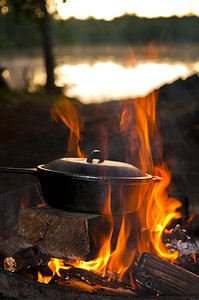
[87,150,104,164]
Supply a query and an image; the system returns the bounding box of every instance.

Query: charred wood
[164,223,199,274]
[135,252,199,296]
[0,267,134,300]
[55,267,137,296]
[1,247,138,297]
[2,246,48,274]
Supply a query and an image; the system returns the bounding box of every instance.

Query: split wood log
[135,252,199,296]
[18,206,140,261]
[18,206,110,260]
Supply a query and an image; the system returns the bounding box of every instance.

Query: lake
[1,44,199,103]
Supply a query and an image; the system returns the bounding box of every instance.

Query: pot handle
[87,150,104,164]
[0,167,38,176]
[152,175,162,182]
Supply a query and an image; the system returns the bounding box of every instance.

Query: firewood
[53,266,137,296]
[56,276,136,295]
[3,246,48,273]
[2,246,137,296]
[18,206,110,260]
[135,252,199,296]
[0,266,136,300]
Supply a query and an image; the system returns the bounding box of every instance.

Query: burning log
[0,267,132,300]
[18,206,110,260]
[135,252,199,296]
[2,246,138,297]
[53,267,137,296]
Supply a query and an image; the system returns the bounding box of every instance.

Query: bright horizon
[54,0,199,20]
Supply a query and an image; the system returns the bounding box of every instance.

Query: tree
[0,0,64,93]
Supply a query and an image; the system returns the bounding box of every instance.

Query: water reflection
[1,45,199,103]
[56,61,197,103]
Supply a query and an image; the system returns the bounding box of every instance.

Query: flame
[38,188,113,283]
[38,61,183,288]
[134,93,157,174]
[34,184,46,207]
[39,185,135,283]
[37,258,71,284]
[137,165,181,261]
[51,96,84,157]
[20,189,29,209]
[146,42,159,60]
[193,253,197,264]
[108,217,135,280]
[72,184,113,277]
[121,93,182,261]
[126,48,137,67]
[186,213,194,224]
[72,216,135,281]
[37,271,52,284]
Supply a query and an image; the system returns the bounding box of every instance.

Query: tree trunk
[40,0,56,93]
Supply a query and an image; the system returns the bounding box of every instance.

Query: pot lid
[43,149,144,178]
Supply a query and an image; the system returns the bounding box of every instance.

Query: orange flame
[37,258,71,284]
[134,93,157,174]
[34,184,46,207]
[121,93,182,261]
[51,96,84,157]
[126,47,137,67]
[72,216,135,281]
[38,185,135,283]
[146,42,159,60]
[20,189,29,209]
[38,65,183,288]
[72,184,113,277]
[108,217,135,280]
[193,253,197,264]
[137,165,181,261]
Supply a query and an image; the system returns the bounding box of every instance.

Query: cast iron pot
[0,150,159,214]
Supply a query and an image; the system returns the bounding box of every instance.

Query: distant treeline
[1,13,199,49]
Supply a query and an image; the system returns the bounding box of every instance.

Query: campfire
[1,91,199,298]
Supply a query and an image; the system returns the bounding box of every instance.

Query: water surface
[1,45,199,103]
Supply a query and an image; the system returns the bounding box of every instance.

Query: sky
[54,0,199,20]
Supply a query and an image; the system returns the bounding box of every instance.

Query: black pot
[0,150,159,214]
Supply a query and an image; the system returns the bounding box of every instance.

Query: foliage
[0,10,42,48]
[52,14,199,45]
[0,0,68,91]
[1,0,46,20]
[1,11,199,50]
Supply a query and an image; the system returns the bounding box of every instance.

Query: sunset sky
[54,0,199,20]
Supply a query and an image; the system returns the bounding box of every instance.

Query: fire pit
[1,225,199,299]
[0,92,198,299]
